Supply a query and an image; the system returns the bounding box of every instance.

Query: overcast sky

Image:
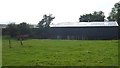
[0,0,119,24]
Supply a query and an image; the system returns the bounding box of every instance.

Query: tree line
[4,14,55,39]
[79,11,105,22]
[3,14,55,48]
[79,1,120,26]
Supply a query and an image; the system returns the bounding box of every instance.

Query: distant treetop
[79,11,105,22]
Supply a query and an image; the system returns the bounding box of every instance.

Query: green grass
[2,37,118,66]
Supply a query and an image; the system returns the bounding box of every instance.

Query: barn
[49,21,118,40]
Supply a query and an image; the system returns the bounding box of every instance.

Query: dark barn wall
[2,26,118,40]
[49,27,118,40]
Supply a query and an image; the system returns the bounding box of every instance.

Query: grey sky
[0,0,119,24]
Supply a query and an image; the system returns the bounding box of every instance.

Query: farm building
[49,21,118,40]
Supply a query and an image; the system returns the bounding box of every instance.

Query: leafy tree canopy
[17,22,31,35]
[38,14,55,28]
[6,23,18,37]
[107,1,120,24]
[79,11,105,22]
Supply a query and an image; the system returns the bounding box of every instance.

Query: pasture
[2,37,118,66]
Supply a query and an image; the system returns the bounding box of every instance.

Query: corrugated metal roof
[50,21,118,27]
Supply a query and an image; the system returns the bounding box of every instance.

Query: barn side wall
[2,26,118,40]
[49,27,118,40]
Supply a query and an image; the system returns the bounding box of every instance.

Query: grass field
[2,37,118,66]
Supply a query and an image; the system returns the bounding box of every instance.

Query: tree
[114,1,120,39]
[37,14,55,39]
[6,22,31,46]
[38,14,55,28]
[6,23,18,37]
[79,11,105,22]
[107,1,120,25]
[17,22,31,46]
[108,1,120,39]
[114,1,120,25]
[107,8,117,21]
[6,23,18,48]
[17,22,31,35]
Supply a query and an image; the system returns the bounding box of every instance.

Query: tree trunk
[9,38,11,48]
[20,38,23,46]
